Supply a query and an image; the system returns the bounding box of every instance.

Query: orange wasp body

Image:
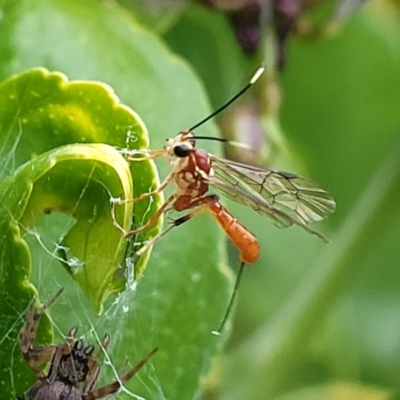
[166,144,261,266]
[207,201,260,265]
[112,67,336,332]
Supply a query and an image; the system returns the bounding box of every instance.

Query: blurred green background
[1,0,400,399]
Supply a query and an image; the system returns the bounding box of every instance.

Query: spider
[18,288,158,400]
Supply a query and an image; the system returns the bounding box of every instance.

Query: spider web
[1,147,166,399]
[1,84,232,399]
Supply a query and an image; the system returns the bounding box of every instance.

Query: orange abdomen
[207,202,260,264]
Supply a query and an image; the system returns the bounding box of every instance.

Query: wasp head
[165,130,196,158]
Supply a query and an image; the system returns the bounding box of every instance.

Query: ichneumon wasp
[111,67,336,333]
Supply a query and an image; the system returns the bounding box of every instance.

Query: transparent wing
[208,156,336,238]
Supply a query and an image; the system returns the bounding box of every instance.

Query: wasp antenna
[194,136,228,143]
[250,66,265,84]
[212,261,247,335]
[188,66,265,132]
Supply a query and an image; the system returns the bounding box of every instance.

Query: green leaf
[0,68,159,306]
[0,142,134,393]
[0,1,231,399]
[21,144,135,306]
[163,3,245,110]
[0,67,162,396]
[116,0,186,33]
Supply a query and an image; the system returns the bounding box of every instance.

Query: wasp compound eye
[173,144,192,158]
